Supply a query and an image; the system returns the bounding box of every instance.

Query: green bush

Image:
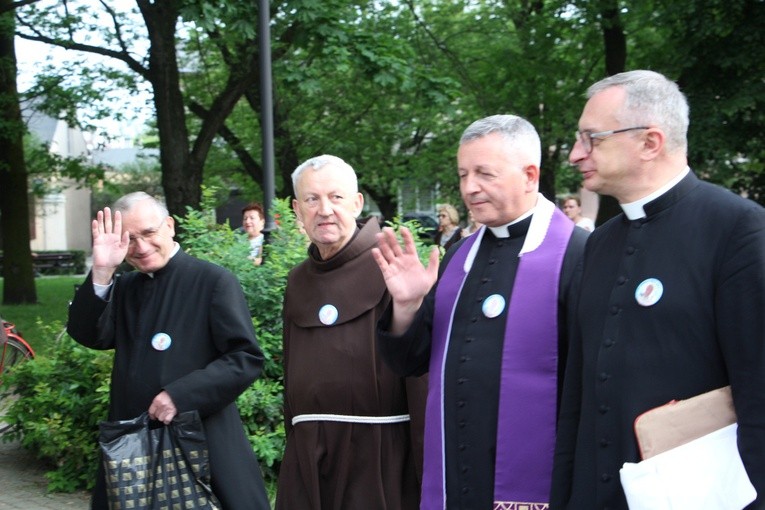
[0,320,112,492]
[177,189,308,489]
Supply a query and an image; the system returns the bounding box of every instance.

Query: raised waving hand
[371,226,440,335]
[91,207,129,285]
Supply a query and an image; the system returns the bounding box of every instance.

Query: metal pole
[258,0,276,233]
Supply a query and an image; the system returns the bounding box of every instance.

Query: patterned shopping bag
[99,411,220,510]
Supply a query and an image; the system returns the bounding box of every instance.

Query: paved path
[0,438,91,509]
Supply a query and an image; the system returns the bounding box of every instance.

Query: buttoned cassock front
[551,172,765,510]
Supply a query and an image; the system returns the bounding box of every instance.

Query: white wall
[29,117,92,252]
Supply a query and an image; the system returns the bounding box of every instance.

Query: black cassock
[68,249,269,509]
[551,172,765,509]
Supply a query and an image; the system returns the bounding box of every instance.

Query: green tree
[15,0,765,228]
[396,0,594,200]
[15,0,261,219]
[179,1,463,218]
[670,0,765,204]
[0,0,38,304]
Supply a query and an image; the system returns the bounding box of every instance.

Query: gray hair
[113,192,169,218]
[291,155,358,194]
[459,115,542,168]
[587,70,689,153]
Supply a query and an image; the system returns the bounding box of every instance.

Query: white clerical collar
[489,207,536,239]
[620,167,690,220]
[464,195,555,272]
[146,242,180,278]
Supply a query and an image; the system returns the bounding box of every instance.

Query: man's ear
[641,128,665,161]
[524,164,541,192]
[292,198,302,222]
[353,192,365,218]
[166,216,176,237]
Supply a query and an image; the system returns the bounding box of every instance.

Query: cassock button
[151,332,172,351]
[601,473,612,482]
[626,246,636,255]
[598,404,610,414]
[599,372,610,382]
[603,338,615,347]
[318,304,339,325]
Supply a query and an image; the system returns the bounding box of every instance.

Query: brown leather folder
[633,386,737,460]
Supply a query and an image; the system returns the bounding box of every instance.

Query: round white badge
[318,304,339,325]
[482,294,506,319]
[635,278,664,307]
[151,332,172,351]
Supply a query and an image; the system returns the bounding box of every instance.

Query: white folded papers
[620,423,756,510]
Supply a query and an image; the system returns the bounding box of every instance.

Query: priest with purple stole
[373,115,588,510]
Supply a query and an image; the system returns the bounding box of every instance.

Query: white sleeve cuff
[93,281,113,300]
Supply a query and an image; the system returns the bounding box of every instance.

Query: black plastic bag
[99,410,220,510]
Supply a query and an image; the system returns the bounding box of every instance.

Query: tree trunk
[243,73,299,201]
[367,192,396,225]
[139,1,263,221]
[596,0,627,225]
[138,0,198,220]
[0,1,37,304]
[540,138,560,202]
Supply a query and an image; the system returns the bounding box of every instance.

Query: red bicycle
[1,318,35,434]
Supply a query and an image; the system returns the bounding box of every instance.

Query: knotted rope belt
[291,413,410,425]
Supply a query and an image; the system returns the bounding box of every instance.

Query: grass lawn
[0,275,85,356]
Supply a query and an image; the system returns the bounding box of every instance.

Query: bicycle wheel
[0,337,34,434]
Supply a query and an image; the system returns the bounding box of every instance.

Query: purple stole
[423,207,574,510]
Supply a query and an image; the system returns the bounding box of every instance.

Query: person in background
[373,115,587,509]
[67,191,269,509]
[242,202,266,265]
[277,155,427,510]
[462,209,483,237]
[433,203,462,252]
[561,195,595,232]
[551,70,765,509]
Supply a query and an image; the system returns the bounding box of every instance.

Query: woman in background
[242,203,266,265]
[434,203,462,251]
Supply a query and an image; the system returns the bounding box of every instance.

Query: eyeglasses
[128,217,167,246]
[575,126,649,154]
